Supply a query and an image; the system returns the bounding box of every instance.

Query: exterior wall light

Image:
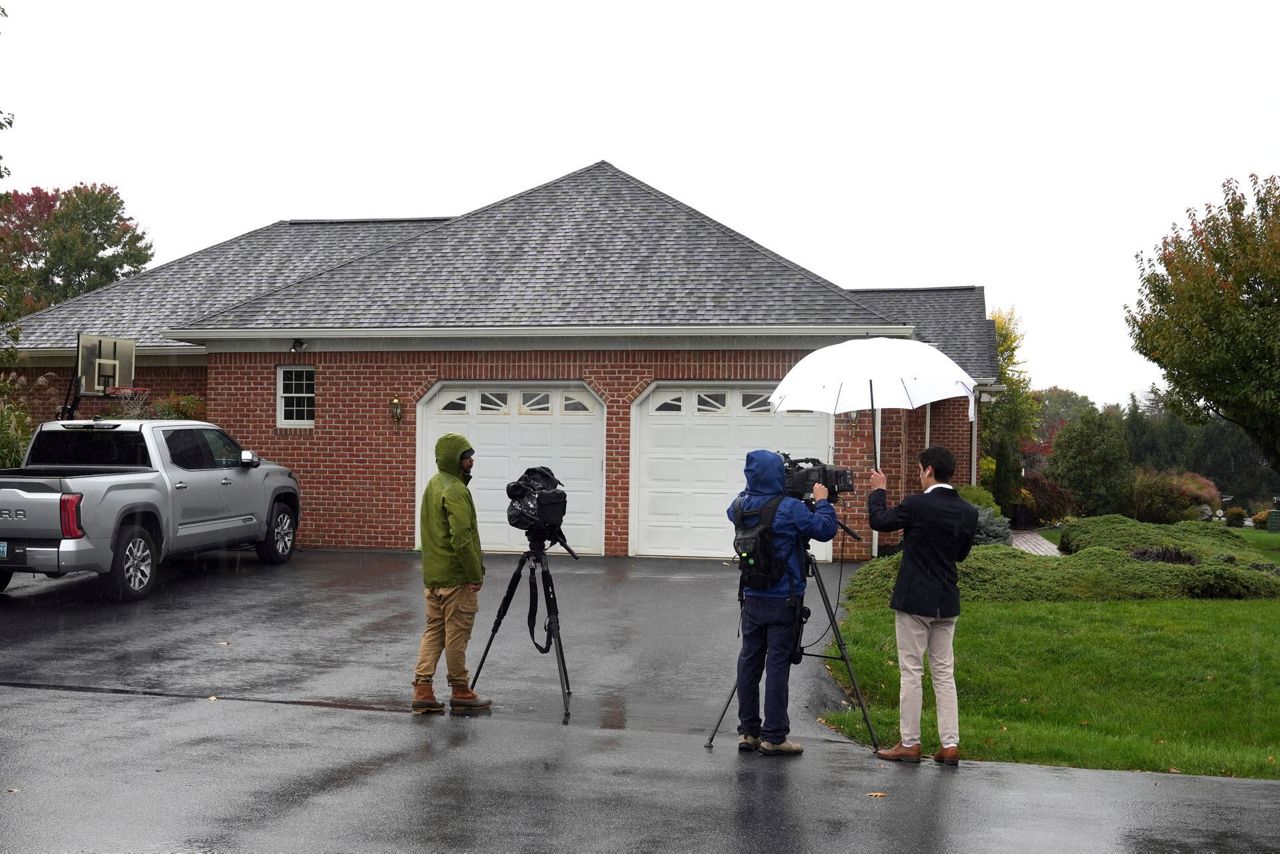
[289,338,308,353]
[390,396,403,425]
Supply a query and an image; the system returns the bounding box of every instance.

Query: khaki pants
[414,585,479,687]
[894,610,959,748]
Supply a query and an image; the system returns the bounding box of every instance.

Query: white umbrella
[768,337,976,468]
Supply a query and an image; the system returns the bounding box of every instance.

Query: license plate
[0,542,7,560]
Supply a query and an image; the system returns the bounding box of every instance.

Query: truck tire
[0,570,11,593]
[104,525,160,602]
[256,501,297,565]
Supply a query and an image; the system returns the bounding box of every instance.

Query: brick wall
[9,365,207,422]
[202,349,976,561]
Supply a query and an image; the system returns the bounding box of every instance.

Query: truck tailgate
[0,477,66,541]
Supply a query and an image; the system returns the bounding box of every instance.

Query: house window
[479,391,509,413]
[652,392,683,414]
[520,391,552,414]
[561,392,594,414]
[696,392,728,414]
[277,367,315,427]
[439,393,468,413]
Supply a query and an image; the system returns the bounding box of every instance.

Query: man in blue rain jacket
[727,449,837,756]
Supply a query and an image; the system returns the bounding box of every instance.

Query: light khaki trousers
[894,610,959,748]
[414,585,479,687]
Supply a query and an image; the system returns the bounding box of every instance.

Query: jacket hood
[743,449,785,496]
[435,432,474,478]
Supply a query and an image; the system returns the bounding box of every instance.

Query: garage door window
[741,392,772,413]
[696,392,728,414]
[520,391,552,414]
[651,391,683,413]
[479,392,508,413]
[562,392,595,414]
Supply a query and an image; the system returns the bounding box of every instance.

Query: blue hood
[743,450,785,496]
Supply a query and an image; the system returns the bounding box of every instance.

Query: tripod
[705,527,880,752]
[470,528,578,724]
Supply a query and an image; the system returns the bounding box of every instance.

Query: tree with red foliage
[0,184,153,323]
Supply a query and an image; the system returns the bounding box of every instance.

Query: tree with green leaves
[979,307,1040,515]
[0,184,153,322]
[1034,386,1096,442]
[0,6,11,182]
[1126,175,1280,477]
[1047,408,1133,517]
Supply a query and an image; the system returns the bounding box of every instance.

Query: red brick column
[583,366,655,557]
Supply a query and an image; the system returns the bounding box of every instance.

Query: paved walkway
[1011,528,1061,556]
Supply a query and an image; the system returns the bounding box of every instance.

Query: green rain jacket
[420,432,485,588]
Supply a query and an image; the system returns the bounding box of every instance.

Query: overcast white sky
[3,1,1277,407]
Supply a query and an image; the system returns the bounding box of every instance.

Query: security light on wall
[289,339,308,353]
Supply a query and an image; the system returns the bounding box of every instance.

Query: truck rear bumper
[21,537,111,575]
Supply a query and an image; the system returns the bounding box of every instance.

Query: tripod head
[525,526,580,560]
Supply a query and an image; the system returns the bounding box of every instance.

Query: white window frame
[277,365,316,428]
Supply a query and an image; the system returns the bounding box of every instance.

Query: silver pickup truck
[0,419,301,601]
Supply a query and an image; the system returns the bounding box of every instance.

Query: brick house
[13,162,997,560]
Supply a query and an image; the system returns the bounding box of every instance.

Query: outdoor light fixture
[289,338,308,353]
[390,396,403,425]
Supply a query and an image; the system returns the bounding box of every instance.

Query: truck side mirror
[240,450,261,469]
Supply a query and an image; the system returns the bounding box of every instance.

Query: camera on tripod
[780,452,854,502]
[507,466,568,539]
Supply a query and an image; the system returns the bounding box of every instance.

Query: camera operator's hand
[812,483,830,502]
[468,582,483,593]
[869,469,887,491]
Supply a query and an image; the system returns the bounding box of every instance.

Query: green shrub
[846,542,1280,606]
[152,394,207,421]
[1059,515,1277,567]
[1133,469,1189,524]
[1022,470,1074,525]
[957,484,999,511]
[0,370,53,468]
[1253,510,1271,528]
[1225,507,1247,528]
[974,506,1012,545]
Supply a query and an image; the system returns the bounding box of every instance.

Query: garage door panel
[635,386,832,560]
[420,387,605,555]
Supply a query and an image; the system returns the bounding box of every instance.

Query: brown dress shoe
[411,681,444,715]
[933,746,960,766]
[875,742,922,763]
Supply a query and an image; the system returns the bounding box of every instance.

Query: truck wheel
[256,502,297,565]
[105,525,160,602]
[0,571,11,593]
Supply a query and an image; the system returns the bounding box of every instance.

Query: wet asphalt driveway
[2,550,1278,853]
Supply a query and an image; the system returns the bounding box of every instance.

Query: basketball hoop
[105,386,151,419]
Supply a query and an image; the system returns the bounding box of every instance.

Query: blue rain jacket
[726,450,837,599]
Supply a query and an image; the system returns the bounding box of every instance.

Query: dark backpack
[732,496,787,590]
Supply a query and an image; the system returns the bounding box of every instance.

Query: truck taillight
[60,493,84,539]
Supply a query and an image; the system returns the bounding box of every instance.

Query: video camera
[780,453,855,502]
[506,466,575,557]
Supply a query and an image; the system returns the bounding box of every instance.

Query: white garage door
[634,387,834,560]
[418,386,605,555]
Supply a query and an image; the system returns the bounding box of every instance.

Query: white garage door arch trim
[416,381,606,555]
[629,381,835,559]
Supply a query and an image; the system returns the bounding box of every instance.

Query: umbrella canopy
[769,337,976,420]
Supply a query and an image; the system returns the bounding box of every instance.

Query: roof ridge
[181,162,616,329]
[848,285,983,293]
[595,162,899,327]
[284,217,452,225]
[5,220,289,333]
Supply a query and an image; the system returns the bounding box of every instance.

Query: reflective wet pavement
[2,550,1277,852]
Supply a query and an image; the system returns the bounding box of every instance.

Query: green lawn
[826,598,1280,779]
[1237,526,1280,559]
[1039,527,1062,546]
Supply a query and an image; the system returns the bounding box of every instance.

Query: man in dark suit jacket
[867,446,978,767]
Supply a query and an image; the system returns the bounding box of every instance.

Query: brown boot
[875,742,922,763]
[449,684,491,711]
[411,681,444,715]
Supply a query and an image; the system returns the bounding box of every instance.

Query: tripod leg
[539,561,572,723]
[809,558,881,751]
[469,556,528,691]
[705,682,738,749]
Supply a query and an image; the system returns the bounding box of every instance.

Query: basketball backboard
[76,333,135,396]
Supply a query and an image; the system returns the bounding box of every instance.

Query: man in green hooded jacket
[412,432,491,713]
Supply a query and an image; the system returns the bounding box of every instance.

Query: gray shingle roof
[12,218,448,349]
[177,162,896,331]
[847,286,999,380]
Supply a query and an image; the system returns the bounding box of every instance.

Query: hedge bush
[846,543,1280,606]
[956,484,999,511]
[1022,470,1074,525]
[1253,510,1273,528]
[1058,515,1277,567]
[1225,507,1247,528]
